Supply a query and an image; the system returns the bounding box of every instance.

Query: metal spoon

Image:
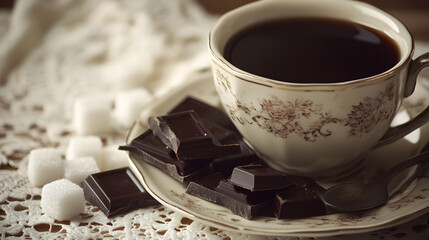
[323,146,429,212]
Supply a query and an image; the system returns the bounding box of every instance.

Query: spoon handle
[382,145,429,185]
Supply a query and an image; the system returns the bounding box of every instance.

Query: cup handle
[376,52,429,148]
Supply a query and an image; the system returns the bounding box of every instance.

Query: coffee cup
[208,0,429,179]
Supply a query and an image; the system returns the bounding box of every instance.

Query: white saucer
[126,70,429,237]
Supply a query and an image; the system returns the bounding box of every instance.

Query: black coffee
[223,18,400,83]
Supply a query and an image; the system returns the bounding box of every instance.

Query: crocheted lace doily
[1,0,429,239]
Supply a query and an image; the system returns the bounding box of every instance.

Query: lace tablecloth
[1,0,429,239]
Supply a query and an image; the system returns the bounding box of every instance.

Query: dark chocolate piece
[120,130,210,176]
[186,173,272,219]
[126,146,209,183]
[119,126,254,182]
[82,168,158,217]
[274,188,326,219]
[230,164,293,191]
[209,140,261,176]
[204,120,240,145]
[216,179,275,205]
[186,172,226,204]
[168,97,238,133]
[148,110,240,161]
[227,198,273,220]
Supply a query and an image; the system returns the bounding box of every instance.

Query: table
[1,0,429,239]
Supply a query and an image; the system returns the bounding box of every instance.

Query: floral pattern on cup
[216,70,396,142]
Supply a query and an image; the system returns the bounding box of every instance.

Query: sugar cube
[66,136,102,167]
[65,157,100,184]
[101,145,129,171]
[41,179,85,220]
[114,88,152,127]
[27,148,64,187]
[73,96,112,135]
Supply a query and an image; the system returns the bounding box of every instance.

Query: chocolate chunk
[168,97,238,133]
[148,110,240,161]
[204,120,240,145]
[226,198,273,220]
[120,133,260,182]
[82,168,158,217]
[209,141,261,176]
[125,143,209,183]
[186,172,226,204]
[216,179,275,205]
[168,97,241,145]
[230,164,293,191]
[119,117,254,182]
[120,130,211,176]
[186,173,272,219]
[274,187,326,219]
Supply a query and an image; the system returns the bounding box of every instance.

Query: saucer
[126,70,429,237]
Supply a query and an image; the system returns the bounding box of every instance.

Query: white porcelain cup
[209,0,429,179]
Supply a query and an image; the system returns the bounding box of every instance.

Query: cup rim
[208,0,415,89]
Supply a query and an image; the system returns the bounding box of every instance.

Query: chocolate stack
[120,97,327,219]
[119,97,260,182]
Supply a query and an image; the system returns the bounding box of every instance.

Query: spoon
[323,146,429,212]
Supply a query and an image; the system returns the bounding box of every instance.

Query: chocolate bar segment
[186,173,272,219]
[120,135,256,182]
[126,145,209,183]
[230,164,293,191]
[148,110,240,161]
[186,172,226,204]
[209,141,261,176]
[274,187,326,219]
[168,97,238,133]
[82,168,158,217]
[216,179,275,205]
[204,121,240,145]
[120,130,210,176]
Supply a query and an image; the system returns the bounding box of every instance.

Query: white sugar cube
[27,148,64,187]
[101,145,129,171]
[114,88,152,127]
[41,179,85,220]
[65,157,100,184]
[73,96,112,135]
[66,136,102,167]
